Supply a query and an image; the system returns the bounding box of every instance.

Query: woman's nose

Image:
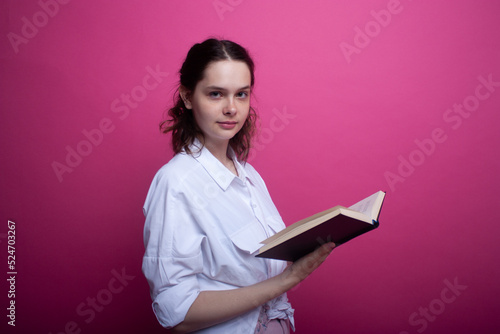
[224,98,236,115]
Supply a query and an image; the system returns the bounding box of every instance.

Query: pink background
[1,0,500,333]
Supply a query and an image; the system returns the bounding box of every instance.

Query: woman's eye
[209,91,222,98]
[237,91,249,98]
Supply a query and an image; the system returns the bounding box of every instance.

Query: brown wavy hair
[160,38,257,161]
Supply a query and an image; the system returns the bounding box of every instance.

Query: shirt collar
[189,139,253,191]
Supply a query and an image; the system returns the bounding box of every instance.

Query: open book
[256,191,385,261]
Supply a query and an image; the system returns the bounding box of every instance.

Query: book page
[348,191,384,220]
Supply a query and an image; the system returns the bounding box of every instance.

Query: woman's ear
[179,86,192,110]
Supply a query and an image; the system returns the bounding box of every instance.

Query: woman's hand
[280,242,336,287]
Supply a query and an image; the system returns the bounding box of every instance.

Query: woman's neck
[202,138,238,176]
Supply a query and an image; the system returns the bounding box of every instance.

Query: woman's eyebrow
[205,86,226,91]
[205,85,251,91]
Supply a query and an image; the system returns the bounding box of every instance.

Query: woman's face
[184,60,251,150]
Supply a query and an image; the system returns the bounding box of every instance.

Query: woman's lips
[217,121,237,129]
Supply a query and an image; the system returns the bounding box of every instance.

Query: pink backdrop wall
[1,1,499,333]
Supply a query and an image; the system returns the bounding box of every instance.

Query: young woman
[142,38,335,333]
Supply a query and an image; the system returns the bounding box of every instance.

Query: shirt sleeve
[141,170,204,328]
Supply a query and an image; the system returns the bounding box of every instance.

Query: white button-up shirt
[142,142,295,333]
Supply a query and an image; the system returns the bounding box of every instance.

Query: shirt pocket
[266,214,286,235]
[229,219,267,255]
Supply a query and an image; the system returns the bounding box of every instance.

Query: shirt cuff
[152,283,200,328]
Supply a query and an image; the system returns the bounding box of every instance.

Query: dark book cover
[256,214,379,262]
